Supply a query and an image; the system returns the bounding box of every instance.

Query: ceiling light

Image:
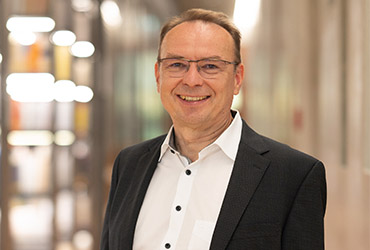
[8,130,54,146]
[55,130,76,146]
[6,73,55,102]
[51,30,76,46]
[74,85,94,103]
[72,0,95,12]
[6,73,55,86]
[6,16,55,33]
[9,32,37,46]
[100,0,122,27]
[70,41,95,58]
[0,53,2,64]
[233,0,261,39]
[54,80,76,102]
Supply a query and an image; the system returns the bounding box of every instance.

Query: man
[100,8,326,250]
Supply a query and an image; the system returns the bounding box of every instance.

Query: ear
[155,62,160,93]
[233,63,244,95]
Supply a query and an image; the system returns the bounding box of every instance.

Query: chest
[133,148,234,249]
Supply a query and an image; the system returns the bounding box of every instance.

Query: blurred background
[0,0,369,249]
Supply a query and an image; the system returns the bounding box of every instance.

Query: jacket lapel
[210,121,271,250]
[120,137,164,249]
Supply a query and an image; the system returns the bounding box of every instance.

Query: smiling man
[100,8,327,250]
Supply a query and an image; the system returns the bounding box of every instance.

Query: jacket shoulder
[261,135,319,163]
[242,120,320,165]
[241,121,323,177]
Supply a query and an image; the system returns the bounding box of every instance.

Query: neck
[173,113,233,162]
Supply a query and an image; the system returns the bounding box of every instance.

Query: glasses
[158,58,239,79]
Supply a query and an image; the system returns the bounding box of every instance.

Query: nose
[182,62,203,87]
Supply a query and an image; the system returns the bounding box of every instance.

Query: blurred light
[6,73,55,85]
[100,0,122,27]
[73,230,93,250]
[51,30,76,46]
[6,73,55,102]
[6,16,55,32]
[54,80,76,102]
[70,41,95,58]
[72,0,94,12]
[0,53,2,64]
[72,140,90,159]
[10,200,53,240]
[55,130,76,146]
[56,190,74,235]
[9,31,37,46]
[56,242,74,250]
[74,85,94,103]
[8,130,54,146]
[233,0,261,39]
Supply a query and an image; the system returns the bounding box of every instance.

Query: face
[155,21,244,129]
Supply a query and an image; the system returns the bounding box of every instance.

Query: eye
[202,63,219,69]
[200,60,223,72]
[167,60,187,69]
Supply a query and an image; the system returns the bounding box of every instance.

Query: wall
[246,0,370,249]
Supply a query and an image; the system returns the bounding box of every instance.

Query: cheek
[158,81,174,102]
[222,77,238,95]
[159,77,179,93]
[216,80,238,105]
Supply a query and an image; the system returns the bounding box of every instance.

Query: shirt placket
[160,152,198,250]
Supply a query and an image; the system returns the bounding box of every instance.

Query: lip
[177,95,210,103]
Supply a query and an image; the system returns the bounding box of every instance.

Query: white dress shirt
[133,111,243,250]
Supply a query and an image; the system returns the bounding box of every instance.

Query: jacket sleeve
[282,161,327,249]
[100,153,121,250]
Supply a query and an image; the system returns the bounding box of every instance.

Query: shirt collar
[159,110,243,162]
[159,126,176,162]
[210,110,242,160]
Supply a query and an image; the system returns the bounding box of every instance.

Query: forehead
[160,21,235,59]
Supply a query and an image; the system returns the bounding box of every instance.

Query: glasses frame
[157,57,239,79]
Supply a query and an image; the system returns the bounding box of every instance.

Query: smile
[179,95,210,102]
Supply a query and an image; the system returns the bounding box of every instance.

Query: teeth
[179,95,208,101]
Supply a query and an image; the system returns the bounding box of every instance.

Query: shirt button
[175,205,182,211]
[185,169,191,175]
[170,149,175,154]
[165,243,171,249]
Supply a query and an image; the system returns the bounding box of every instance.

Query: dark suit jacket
[100,120,327,250]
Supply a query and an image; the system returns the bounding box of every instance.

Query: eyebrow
[163,53,223,60]
[164,53,184,59]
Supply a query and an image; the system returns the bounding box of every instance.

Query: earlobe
[233,64,244,95]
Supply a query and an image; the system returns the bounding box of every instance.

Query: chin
[177,114,209,126]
